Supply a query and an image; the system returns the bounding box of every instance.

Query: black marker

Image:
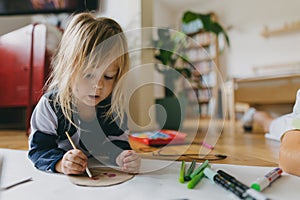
[205,168,269,200]
[217,170,249,191]
[204,168,245,199]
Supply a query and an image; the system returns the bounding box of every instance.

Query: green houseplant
[181,11,230,119]
[153,28,190,130]
[181,11,230,47]
[153,13,230,129]
[153,28,191,97]
[154,12,230,97]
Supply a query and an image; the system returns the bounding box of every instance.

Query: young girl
[28,13,141,175]
[242,90,300,176]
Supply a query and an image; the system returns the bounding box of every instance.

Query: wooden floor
[0,119,280,167]
[131,119,280,167]
[0,129,28,150]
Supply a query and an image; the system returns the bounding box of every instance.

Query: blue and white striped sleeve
[28,96,65,172]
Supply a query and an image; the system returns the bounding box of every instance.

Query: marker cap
[251,183,261,191]
[203,168,217,182]
[251,177,270,191]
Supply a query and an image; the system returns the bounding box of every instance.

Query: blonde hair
[46,12,129,127]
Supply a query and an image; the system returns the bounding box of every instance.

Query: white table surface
[0,148,299,200]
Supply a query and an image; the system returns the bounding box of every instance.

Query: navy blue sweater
[28,92,131,172]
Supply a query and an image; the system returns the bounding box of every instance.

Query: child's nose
[94,78,103,89]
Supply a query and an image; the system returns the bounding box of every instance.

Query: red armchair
[0,23,61,132]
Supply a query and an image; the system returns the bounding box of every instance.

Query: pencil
[65,131,92,178]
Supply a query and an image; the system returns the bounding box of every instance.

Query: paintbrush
[65,131,93,178]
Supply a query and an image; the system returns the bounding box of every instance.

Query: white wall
[153,0,178,29]
[3,1,300,80]
[98,0,140,30]
[0,16,31,36]
[100,0,157,131]
[157,0,300,79]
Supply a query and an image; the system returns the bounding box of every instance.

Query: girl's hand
[55,149,88,175]
[116,150,141,174]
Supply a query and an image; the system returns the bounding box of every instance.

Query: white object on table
[0,148,299,200]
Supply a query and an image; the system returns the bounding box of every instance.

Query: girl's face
[72,63,119,107]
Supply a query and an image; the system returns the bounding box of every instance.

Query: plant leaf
[181,11,230,47]
[182,11,199,23]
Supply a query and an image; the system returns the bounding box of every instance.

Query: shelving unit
[184,31,220,117]
[261,20,300,38]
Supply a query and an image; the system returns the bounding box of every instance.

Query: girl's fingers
[62,150,88,174]
[70,149,88,160]
[123,152,139,163]
[115,150,141,173]
[66,150,87,167]
[116,150,135,166]
[63,160,85,174]
[122,153,141,173]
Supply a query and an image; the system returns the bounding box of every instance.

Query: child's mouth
[88,95,100,99]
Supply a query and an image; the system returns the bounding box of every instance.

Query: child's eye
[104,75,115,80]
[84,74,94,79]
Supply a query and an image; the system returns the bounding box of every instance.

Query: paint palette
[68,167,134,187]
[129,129,187,146]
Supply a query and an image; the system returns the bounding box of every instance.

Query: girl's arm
[106,119,141,173]
[28,131,65,172]
[100,111,132,164]
[28,96,66,172]
[279,130,300,176]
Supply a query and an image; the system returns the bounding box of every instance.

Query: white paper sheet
[0,148,299,200]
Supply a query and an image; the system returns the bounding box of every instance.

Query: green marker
[179,160,186,183]
[187,170,205,189]
[184,160,196,181]
[190,160,209,179]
